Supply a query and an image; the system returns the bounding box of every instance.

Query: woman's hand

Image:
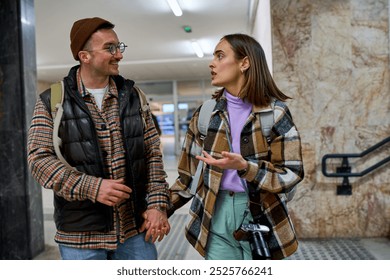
[196,151,248,170]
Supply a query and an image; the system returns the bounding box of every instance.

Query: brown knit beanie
[70,17,114,60]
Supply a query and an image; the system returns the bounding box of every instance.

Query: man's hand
[140,208,170,243]
[96,178,132,206]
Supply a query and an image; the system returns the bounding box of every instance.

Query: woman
[169,34,304,260]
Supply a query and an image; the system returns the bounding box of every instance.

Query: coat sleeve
[142,108,170,209]
[27,97,102,201]
[240,103,304,194]
[168,107,203,216]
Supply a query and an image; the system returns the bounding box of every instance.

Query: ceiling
[35,0,256,84]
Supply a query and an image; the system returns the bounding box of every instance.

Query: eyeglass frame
[84,42,128,55]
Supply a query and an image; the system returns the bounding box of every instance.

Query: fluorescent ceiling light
[191,41,204,58]
[166,0,183,16]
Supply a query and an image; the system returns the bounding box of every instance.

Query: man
[27,17,170,260]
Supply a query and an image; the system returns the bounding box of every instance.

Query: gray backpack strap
[189,99,216,195]
[51,81,75,170]
[259,99,275,143]
[198,99,216,138]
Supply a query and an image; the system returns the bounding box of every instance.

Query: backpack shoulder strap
[50,81,75,170]
[133,86,149,127]
[50,81,64,119]
[133,86,149,112]
[259,99,275,143]
[190,99,216,195]
[198,99,216,138]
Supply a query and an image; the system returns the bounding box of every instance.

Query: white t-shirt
[87,85,108,110]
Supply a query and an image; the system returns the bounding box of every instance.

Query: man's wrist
[148,206,166,213]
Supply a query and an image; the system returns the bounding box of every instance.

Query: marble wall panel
[271,0,389,238]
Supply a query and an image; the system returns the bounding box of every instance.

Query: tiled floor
[287,238,389,260]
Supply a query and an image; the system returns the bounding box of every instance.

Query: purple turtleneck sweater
[220,90,252,192]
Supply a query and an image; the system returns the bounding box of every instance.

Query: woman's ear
[240,56,250,72]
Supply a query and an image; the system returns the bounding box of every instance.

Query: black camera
[234,223,271,260]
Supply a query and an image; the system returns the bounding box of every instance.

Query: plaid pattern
[170,95,304,259]
[27,69,168,250]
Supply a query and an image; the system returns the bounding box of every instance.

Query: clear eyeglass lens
[108,43,127,55]
[118,42,127,53]
[108,44,117,55]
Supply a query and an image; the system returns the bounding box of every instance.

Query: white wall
[251,0,273,74]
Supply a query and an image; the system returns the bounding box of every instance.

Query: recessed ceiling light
[166,0,182,17]
[191,41,204,58]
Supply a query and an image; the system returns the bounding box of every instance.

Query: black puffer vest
[40,66,147,232]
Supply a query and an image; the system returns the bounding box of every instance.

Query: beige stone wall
[271,0,390,238]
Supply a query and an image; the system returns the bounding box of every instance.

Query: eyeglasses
[86,42,128,55]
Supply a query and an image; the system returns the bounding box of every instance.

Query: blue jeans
[59,232,157,260]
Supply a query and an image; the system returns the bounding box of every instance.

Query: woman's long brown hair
[213,33,290,106]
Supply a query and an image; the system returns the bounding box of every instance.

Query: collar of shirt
[76,69,119,99]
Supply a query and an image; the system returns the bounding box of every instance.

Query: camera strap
[237,208,250,230]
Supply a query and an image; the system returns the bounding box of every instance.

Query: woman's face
[209,39,245,95]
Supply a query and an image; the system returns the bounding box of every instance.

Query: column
[0,0,44,259]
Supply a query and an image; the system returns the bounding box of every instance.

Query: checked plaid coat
[169,95,304,259]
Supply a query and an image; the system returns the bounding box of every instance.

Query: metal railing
[322,136,390,195]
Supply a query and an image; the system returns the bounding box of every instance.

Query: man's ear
[78,51,90,63]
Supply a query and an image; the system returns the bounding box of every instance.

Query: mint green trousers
[205,190,253,260]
